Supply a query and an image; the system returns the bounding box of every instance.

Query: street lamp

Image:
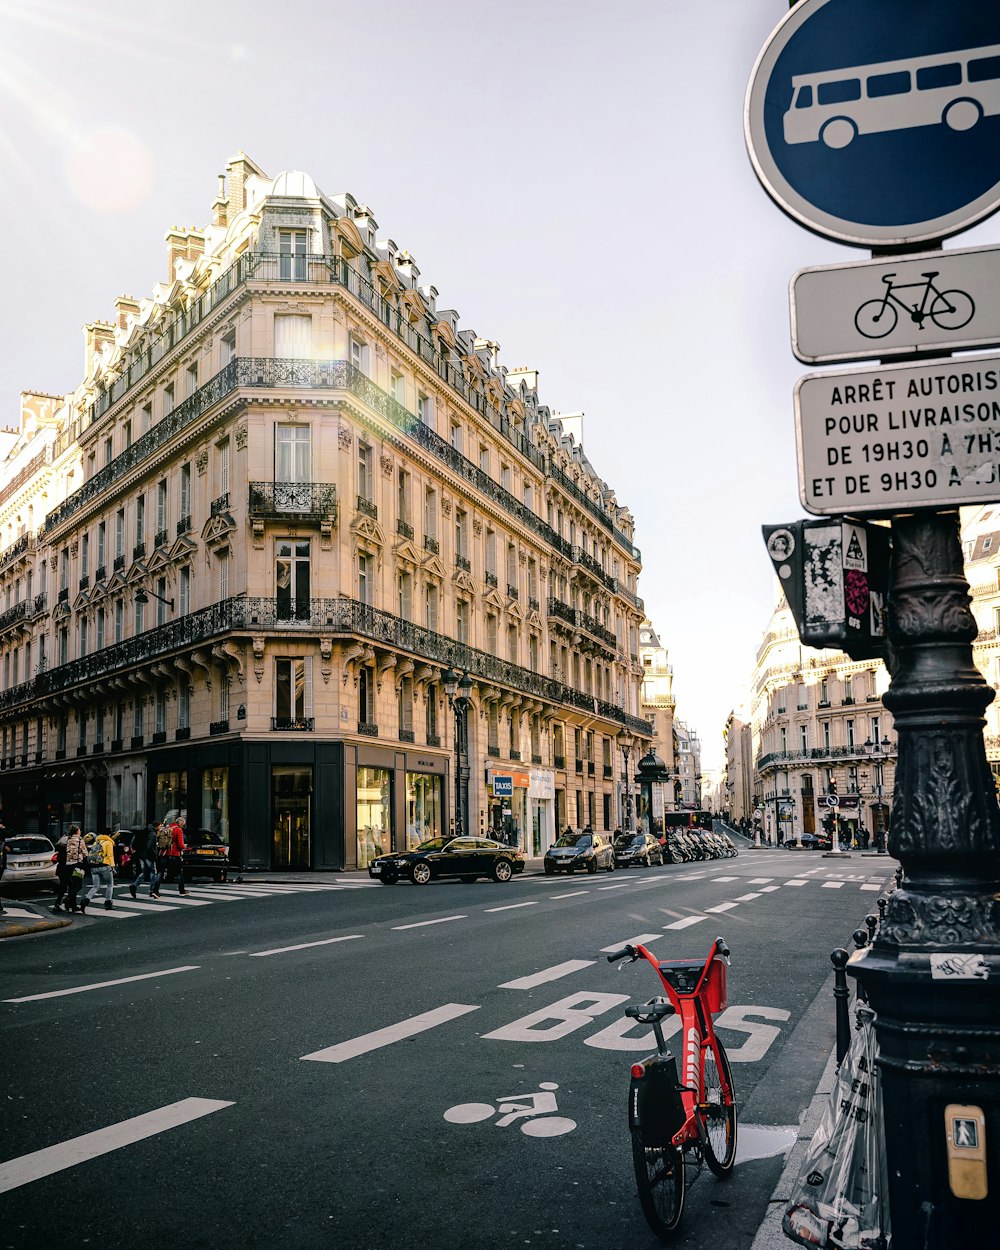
[863,735,891,854]
[134,586,175,611]
[442,667,473,836]
[616,729,636,832]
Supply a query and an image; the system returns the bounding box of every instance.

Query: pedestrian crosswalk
[73,878,379,920]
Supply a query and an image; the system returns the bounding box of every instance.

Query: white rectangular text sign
[795,352,1000,515]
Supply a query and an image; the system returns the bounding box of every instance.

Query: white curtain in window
[274,314,312,359]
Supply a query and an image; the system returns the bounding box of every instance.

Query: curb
[0,911,73,939]
[750,1047,839,1249]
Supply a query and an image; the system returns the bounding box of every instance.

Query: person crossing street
[166,816,188,896]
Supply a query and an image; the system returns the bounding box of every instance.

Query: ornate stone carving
[441,496,453,516]
[196,448,209,476]
[235,422,248,450]
[252,637,265,683]
[472,518,482,537]
[319,635,333,684]
[338,422,354,450]
[380,453,394,478]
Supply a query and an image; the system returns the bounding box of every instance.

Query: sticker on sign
[795,351,1000,513]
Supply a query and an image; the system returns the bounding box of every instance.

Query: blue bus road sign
[794,351,1000,515]
[790,244,1000,364]
[745,0,1000,247]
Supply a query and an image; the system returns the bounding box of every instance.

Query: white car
[2,835,58,887]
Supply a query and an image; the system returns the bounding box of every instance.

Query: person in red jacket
[167,816,188,896]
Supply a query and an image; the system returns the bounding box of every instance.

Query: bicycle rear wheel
[699,1037,737,1178]
[631,1127,685,1240]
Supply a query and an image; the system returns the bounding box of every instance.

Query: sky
[2,0,997,772]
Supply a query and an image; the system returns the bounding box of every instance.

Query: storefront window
[405,773,442,849]
[201,767,229,843]
[154,770,188,825]
[357,766,392,867]
[272,765,311,869]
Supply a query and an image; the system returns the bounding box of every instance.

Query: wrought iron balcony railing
[0,532,34,572]
[249,482,337,522]
[211,493,230,517]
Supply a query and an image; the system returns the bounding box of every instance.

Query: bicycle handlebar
[605,944,638,963]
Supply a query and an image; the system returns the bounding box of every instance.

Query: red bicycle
[606,936,737,1241]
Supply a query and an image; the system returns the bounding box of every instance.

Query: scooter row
[664,829,738,863]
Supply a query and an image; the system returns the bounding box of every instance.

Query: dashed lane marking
[601,934,662,953]
[664,916,708,930]
[4,966,200,1004]
[597,882,634,891]
[0,1098,233,1193]
[860,884,882,891]
[747,878,774,884]
[712,876,739,883]
[499,960,596,990]
[822,882,846,889]
[552,890,590,899]
[391,915,467,931]
[485,902,539,914]
[705,902,739,913]
[786,880,808,887]
[734,893,763,902]
[249,935,364,958]
[301,1003,480,1063]
[759,886,782,893]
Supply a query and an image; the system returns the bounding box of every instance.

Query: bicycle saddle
[626,997,675,1023]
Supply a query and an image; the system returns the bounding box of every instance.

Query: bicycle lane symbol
[444,1082,576,1138]
[853,272,975,339]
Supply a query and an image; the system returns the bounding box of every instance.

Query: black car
[791,831,832,851]
[159,828,229,882]
[368,836,525,885]
[543,830,615,875]
[613,832,664,868]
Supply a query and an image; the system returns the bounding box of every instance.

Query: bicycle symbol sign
[790,245,1000,365]
[746,0,1000,246]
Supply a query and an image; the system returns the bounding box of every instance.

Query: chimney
[506,366,538,393]
[114,296,140,333]
[225,151,267,215]
[83,322,115,374]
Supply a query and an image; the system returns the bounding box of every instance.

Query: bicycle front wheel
[700,1038,737,1178]
[930,289,975,331]
[631,1127,685,1241]
[854,299,898,339]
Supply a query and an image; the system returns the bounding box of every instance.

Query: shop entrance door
[272,765,312,869]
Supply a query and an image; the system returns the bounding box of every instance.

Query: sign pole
[746,3,1000,1240]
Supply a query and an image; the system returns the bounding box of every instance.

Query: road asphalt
[1,835,885,1249]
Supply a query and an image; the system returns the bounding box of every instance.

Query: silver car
[2,835,58,887]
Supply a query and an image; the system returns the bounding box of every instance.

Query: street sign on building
[763,518,890,660]
[791,245,1000,364]
[492,776,513,798]
[795,351,1000,514]
[745,0,1000,246]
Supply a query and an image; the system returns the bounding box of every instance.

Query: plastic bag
[783,1006,890,1249]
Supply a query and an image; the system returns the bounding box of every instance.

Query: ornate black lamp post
[635,749,670,848]
[851,513,1000,1246]
[863,733,892,854]
[442,668,473,836]
[616,729,636,832]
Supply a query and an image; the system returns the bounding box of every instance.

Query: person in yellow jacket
[81,830,116,912]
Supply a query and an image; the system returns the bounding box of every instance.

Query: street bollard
[831,947,852,1066]
[853,927,870,950]
[865,913,879,941]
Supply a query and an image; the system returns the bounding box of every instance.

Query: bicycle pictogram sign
[853,270,975,339]
[443,1081,576,1137]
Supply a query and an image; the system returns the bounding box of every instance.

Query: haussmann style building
[0,153,651,871]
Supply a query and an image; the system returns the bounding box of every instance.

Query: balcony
[79,574,90,591]
[532,753,543,765]
[154,529,168,548]
[209,720,230,735]
[506,583,519,600]
[92,742,105,754]
[575,758,584,773]
[111,739,123,752]
[130,735,144,749]
[113,555,125,571]
[424,535,440,555]
[271,717,315,731]
[133,542,146,560]
[547,597,576,628]
[176,516,192,536]
[249,482,337,524]
[399,729,415,743]
[487,745,500,758]
[58,587,69,603]
[151,731,167,745]
[396,519,414,540]
[356,495,377,520]
[528,596,539,612]
[455,554,471,572]
[175,727,191,740]
[571,544,616,591]
[358,722,378,737]
[0,532,35,574]
[211,493,230,517]
[95,566,106,583]
[554,754,566,769]
[485,571,498,589]
[0,601,28,635]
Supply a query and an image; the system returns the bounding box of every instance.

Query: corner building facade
[0,155,650,869]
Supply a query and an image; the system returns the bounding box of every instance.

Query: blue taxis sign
[746,0,1000,246]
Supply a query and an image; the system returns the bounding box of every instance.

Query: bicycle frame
[617,938,733,1152]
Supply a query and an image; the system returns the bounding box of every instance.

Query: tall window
[274,314,312,358]
[186,362,198,398]
[844,673,853,701]
[179,566,191,616]
[81,532,89,580]
[424,487,437,541]
[134,595,145,635]
[96,608,105,650]
[276,658,310,725]
[156,577,169,626]
[278,229,307,280]
[178,682,190,730]
[219,437,231,497]
[397,469,410,526]
[425,582,439,631]
[450,421,463,453]
[135,494,145,549]
[179,463,191,528]
[358,666,373,724]
[455,509,468,560]
[276,540,310,620]
[115,510,125,560]
[486,613,498,654]
[426,687,438,743]
[398,570,412,618]
[350,335,369,376]
[276,424,311,483]
[456,599,469,644]
[218,549,230,600]
[97,521,106,572]
[358,441,373,502]
[529,634,539,672]
[398,676,413,736]
[507,623,518,663]
[155,690,167,734]
[358,552,374,605]
[157,480,167,534]
[846,718,856,749]
[485,529,496,578]
[417,393,432,424]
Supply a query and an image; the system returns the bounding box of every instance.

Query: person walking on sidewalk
[166,816,188,895]
[81,830,116,912]
[130,823,162,900]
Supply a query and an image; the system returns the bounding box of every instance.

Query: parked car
[613,832,664,868]
[1,835,58,888]
[158,827,229,882]
[369,836,525,885]
[544,830,615,875]
[792,831,832,851]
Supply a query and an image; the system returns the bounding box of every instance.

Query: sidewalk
[0,899,72,939]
